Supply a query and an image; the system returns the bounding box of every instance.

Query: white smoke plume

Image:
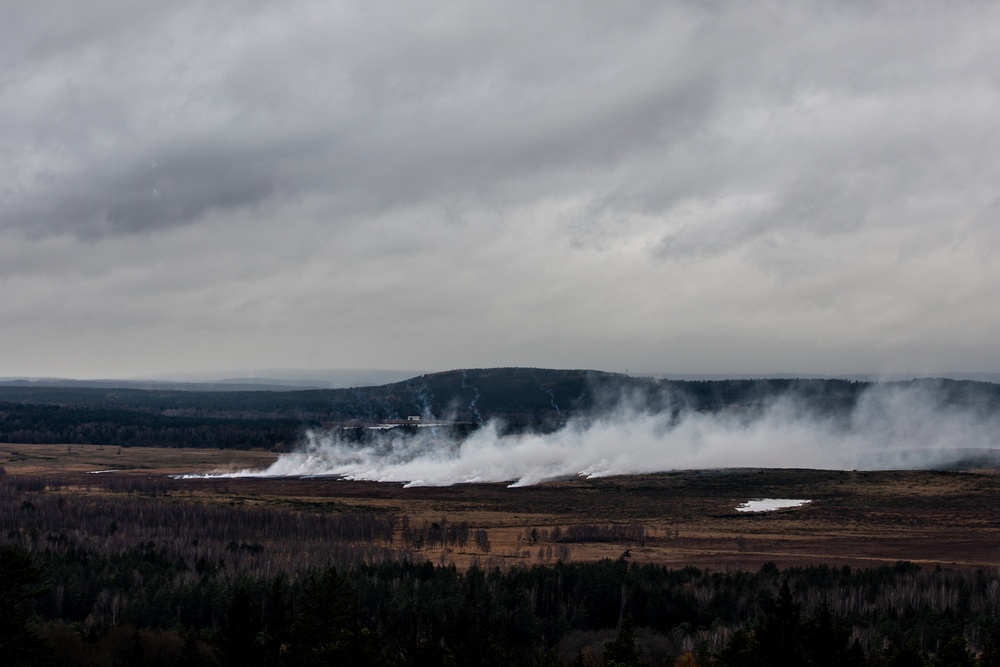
[190,382,1000,486]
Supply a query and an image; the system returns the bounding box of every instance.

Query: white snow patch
[736,498,811,513]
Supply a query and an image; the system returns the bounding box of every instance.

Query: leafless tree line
[526,523,647,546]
[398,515,497,555]
[0,471,411,580]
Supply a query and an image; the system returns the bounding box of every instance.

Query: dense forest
[3,470,1000,666]
[3,369,999,450]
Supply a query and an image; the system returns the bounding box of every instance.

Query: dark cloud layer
[2,1,999,378]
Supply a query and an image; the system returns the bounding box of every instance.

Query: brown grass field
[4,443,1000,571]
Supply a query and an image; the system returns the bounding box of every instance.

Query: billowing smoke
[193,382,1000,486]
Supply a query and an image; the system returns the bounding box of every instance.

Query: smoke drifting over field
[198,383,1000,487]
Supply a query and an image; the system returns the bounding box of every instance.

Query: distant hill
[0,378,326,392]
[0,368,630,422]
[652,371,1000,383]
[0,368,425,391]
[1,368,999,450]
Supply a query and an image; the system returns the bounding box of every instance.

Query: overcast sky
[2,1,999,379]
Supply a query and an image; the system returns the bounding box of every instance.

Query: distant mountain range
[0,368,425,391]
[4,368,997,392]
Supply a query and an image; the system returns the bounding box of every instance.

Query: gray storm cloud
[2,1,1000,377]
[194,383,1000,487]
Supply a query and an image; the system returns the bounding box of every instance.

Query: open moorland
[5,442,1000,572]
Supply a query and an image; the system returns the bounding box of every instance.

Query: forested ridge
[2,369,998,450]
[2,471,1000,666]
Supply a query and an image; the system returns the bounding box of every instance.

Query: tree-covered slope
[1,369,998,449]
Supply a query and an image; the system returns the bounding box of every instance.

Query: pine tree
[283,567,380,667]
[803,600,852,667]
[0,546,50,667]
[931,635,974,667]
[219,583,263,667]
[716,628,757,667]
[881,639,927,667]
[604,614,643,667]
[754,580,804,667]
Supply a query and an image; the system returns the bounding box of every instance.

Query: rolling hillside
[1,369,998,449]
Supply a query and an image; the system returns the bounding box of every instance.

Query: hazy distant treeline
[0,402,301,449]
[2,369,999,449]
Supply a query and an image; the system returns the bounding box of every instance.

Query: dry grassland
[4,443,1000,571]
[0,443,277,476]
